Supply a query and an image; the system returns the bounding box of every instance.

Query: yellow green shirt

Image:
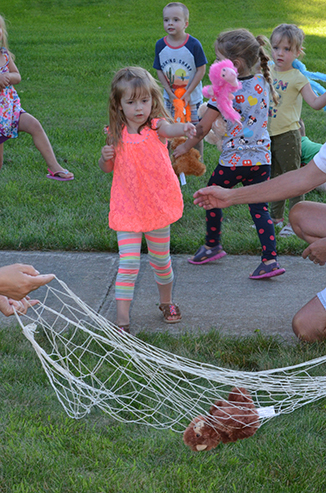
[268,66,308,137]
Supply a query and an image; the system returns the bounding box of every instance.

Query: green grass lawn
[1,325,326,492]
[1,1,326,491]
[1,0,325,254]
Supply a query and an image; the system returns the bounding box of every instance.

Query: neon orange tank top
[109,119,184,232]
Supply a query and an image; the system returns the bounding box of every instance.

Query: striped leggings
[115,226,173,301]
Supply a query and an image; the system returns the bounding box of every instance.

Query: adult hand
[0,264,55,300]
[0,295,39,317]
[302,238,326,266]
[193,186,234,210]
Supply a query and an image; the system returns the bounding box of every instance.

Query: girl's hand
[101,145,115,162]
[0,73,11,89]
[173,142,188,159]
[183,123,196,139]
[99,145,115,173]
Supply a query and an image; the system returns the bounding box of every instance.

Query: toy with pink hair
[202,59,242,123]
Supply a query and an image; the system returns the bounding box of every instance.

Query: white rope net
[14,277,326,433]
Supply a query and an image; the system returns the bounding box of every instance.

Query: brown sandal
[117,325,130,334]
[159,303,182,324]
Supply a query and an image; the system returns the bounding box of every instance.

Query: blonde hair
[270,24,305,53]
[215,28,278,105]
[163,2,189,21]
[107,66,172,147]
[0,14,14,59]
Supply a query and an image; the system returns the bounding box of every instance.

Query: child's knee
[25,115,43,136]
[150,259,173,284]
[32,118,43,133]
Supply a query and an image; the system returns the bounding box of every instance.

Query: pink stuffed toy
[202,59,242,123]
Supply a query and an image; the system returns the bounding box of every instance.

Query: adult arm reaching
[194,144,326,342]
[193,158,326,210]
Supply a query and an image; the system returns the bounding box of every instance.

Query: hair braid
[256,36,278,105]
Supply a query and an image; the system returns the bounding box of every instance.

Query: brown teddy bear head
[183,388,260,452]
[183,415,222,452]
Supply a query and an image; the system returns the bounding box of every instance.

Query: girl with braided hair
[174,28,285,279]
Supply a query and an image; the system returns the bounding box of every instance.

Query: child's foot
[279,224,295,237]
[188,244,226,265]
[117,324,130,334]
[272,218,284,229]
[249,260,285,279]
[159,303,182,323]
[47,168,74,181]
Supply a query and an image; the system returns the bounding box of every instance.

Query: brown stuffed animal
[170,136,206,178]
[183,387,259,452]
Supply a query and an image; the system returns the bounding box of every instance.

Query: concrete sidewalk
[0,250,324,341]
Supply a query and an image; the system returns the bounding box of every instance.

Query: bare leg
[0,143,3,171]
[18,113,74,178]
[158,281,173,305]
[290,201,326,244]
[116,300,131,327]
[292,296,326,342]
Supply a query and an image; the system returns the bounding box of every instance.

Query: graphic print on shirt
[161,58,192,92]
[211,75,271,168]
[268,77,287,118]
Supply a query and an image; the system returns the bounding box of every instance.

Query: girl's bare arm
[301,83,326,110]
[99,145,115,173]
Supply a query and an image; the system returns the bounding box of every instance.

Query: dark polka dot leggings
[206,164,277,262]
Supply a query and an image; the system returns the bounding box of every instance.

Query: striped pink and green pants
[115,226,173,300]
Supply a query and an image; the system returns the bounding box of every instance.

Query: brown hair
[107,67,172,147]
[215,28,278,105]
[163,2,189,21]
[270,24,305,53]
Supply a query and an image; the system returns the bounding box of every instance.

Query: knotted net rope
[14,278,326,432]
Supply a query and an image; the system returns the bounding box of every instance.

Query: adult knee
[289,201,305,236]
[292,308,326,342]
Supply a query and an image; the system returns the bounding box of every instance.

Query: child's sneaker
[273,219,284,229]
[279,224,295,237]
[188,244,227,265]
